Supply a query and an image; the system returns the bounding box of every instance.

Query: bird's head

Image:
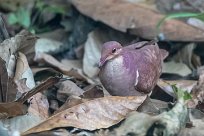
[99,41,122,68]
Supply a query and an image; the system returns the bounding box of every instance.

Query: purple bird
[99,41,168,96]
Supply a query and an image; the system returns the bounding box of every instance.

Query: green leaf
[7,7,31,29]
[36,0,46,11]
[157,12,204,29]
[17,7,31,28]
[171,84,192,101]
[44,5,66,15]
[8,13,18,25]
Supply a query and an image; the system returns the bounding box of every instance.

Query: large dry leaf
[56,85,104,113]
[55,96,90,114]
[23,95,146,135]
[70,0,204,41]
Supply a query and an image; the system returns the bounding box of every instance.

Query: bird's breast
[99,55,135,95]
[103,56,126,78]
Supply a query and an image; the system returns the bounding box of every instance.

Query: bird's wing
[125,40,158,50]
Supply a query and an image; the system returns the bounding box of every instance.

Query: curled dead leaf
[70,0,204,41]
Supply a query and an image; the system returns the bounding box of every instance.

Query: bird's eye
[112,48,117,53]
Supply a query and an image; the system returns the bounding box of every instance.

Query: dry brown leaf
[70,0,204,41]
[56,80,84,102]
[34,52,86,80]
[0,30,37,67]
[23,95,147,135]
[56,85,104,113]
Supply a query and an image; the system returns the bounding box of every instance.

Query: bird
[98,40,168,96]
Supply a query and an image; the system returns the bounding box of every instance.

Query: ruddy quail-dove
[99,41,168,96]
